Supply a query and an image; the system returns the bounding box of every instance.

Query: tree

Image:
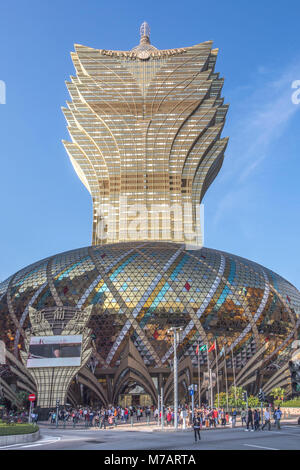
[214,386,266,410]
[270,387,286,405]
[215,386,248,410]
[247,395,260,408]
[228,386,246,408]
[11,391,28,410]
[214,392,228,408]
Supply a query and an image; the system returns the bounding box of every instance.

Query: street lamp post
[161,386,164,430]
[28,401,32,424]
[243,391,248,417]
[223,339,229,412]
[231,348,237,404]
[168,327,182,430]
[56,400,60,428]
[174,330,178,430]
[191,385,195,421]
[157,392,160,427]
[209,368,213,409]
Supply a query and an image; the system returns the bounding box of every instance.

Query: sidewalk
[38,418,159,430]
[38,417,299,433]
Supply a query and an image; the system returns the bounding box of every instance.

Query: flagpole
[231,347,237,404]
[197,342,201,407]
[206,343,211,407]
[207,343,213,408]
[209,367,213,409]
[224,346,229,413]
[215,339,219,410]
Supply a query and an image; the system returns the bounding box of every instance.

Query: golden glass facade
[0,242,299,406]
[62,25,228,245]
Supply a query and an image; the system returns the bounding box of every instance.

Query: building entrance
[119,384,153,407]
[119,393,152,407]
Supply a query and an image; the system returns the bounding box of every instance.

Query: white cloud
[213,58,300,226]
[236,61,300,181]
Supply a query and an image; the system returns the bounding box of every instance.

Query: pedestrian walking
[220,408,226,426]
[124,407,129,423]
[51,411,56,424]
[145,406,151,424]
[213,408,218,427]
[129,407,134,426]
[241,408,246,427]
[99,410,106,429]
[246,408,254,431]
[89,410,94,427]
[193,413,201,443]
[166,410,172,427]
[262,408,271,431]
[231,408,237,428]
[274,407,282,429]
[254,409,260,431]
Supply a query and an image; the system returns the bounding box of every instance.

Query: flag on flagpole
[208,341,216,353]
[219,346,225,357]
[196,344,207,355]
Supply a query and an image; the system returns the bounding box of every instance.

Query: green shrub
[280,399,300,408]
[0,423,39,436]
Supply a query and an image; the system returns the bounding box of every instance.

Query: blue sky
[0,0,299,288]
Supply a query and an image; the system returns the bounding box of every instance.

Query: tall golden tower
[62,23,228,245]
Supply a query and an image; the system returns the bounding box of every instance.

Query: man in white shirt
[262,408,271,430]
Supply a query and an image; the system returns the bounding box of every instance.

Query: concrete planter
[0,429,40,447]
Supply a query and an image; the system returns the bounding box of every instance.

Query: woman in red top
[124,407,129,423]
[166,410,172,426]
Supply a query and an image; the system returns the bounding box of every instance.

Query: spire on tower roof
[140,21,150,39]
[132,21,157,53]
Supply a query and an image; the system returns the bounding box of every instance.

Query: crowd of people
[0,409,38,424]
[0,403,284,433]
[241,406,283,431]
[191,405,284,442]
[47,404,230,429]
[46,403,284,431]
[48,405,154,428]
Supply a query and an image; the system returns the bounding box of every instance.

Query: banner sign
[27,335,82,368]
